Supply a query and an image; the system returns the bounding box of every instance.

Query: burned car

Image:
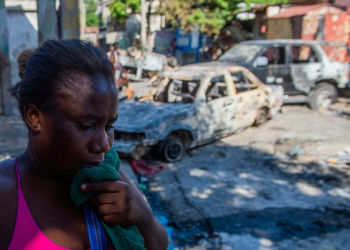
[118,47,177,81]
[199,40,350,110]
[114,66,283,162]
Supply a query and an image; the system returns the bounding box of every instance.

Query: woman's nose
[90,130,110,154]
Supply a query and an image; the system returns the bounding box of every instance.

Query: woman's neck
[18,143,71,193]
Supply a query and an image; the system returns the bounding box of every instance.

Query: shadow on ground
[144,138,350,249]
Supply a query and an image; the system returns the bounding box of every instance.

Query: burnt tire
[254,108,268,126]
[159,136,184,162]
[167,57,178,68]
[308,83,338,110]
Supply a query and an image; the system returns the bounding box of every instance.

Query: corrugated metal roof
[334,0,350,8]
[269,3,327,18]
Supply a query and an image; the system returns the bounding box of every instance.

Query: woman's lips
[80,161,103,168]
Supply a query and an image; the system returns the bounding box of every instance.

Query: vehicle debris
[195,40,350,110]
[118,47,177,81]
[113,65,283,161]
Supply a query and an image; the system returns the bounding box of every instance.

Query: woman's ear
[23,104,42,132]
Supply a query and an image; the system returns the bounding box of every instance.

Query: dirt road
[146,105,350,250]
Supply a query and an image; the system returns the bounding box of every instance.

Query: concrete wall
[7,9,38,87]
[0,0,38,115]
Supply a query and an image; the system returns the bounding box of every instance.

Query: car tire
[308,83,338,110]
[254,108,268,126]
[159,136,185,162]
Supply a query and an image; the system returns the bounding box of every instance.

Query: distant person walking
[109,53,126,89]
[106,44,118,61]
[109,53,133,99]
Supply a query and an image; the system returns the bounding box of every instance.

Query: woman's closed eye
[77,123,96,131]
[105,123,114,131]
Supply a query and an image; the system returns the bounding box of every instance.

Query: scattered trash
[139,183,148,193]
[128,158,166,177]
[344,148,350,154]
[324,149,350,164]
[140,176,149,183]
[275,139,285,145]
[288,145,305,157]
[326,157,339,164]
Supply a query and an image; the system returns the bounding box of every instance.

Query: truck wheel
[308,83,337,110]
[254,108,268,126]
[159,136,184,162]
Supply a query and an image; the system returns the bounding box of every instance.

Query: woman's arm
[82,168,169,250]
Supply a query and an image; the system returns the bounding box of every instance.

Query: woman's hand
[81,178,151,227]
[81,169,168,250]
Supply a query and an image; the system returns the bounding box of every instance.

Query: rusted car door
[231,70,265,130]
[195,72,237,143]
[289,44,322,94]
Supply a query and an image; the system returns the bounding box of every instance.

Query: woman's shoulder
[0,158,16,182]
[0,158,18,248]
[0,157,17,202]
[0,158,17,207]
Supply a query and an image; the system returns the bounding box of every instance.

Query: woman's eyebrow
[80,114,104,120]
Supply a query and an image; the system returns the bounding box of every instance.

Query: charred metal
[113,65,284,161]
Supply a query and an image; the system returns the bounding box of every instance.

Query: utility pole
[37,0,58,44]
[0,0,13,115]
[59,0,80,39]
[141,0,147,51]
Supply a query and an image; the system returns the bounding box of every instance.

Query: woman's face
[34,76,118,181]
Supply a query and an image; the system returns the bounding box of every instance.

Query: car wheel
[159,136,185,162]
[254,108,268,126]
[308,83,337,110]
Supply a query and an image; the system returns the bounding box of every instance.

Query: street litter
[128,158,167,177]
[288,145,305,157]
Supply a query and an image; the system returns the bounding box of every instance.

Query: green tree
[109,0,141,24]
[159,0,290,35]
[84,0,99,27]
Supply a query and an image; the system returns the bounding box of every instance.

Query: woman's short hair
[9,39,115,119]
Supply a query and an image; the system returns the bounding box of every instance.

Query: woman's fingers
[90,192,115,205]
[81,180,128,192]
[95,204,119,216]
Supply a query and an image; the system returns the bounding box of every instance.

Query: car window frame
[289,44,321,64]
[254,44,288,68]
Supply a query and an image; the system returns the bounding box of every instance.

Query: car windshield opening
[161,79,200,104]
[218,45,262,64]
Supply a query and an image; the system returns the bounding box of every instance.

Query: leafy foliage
[84,0,99,27]
[109,0,141,24]
[159,0,290,35]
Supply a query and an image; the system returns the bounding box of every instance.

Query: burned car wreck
[208,40,350,110]
[114,65,283,162]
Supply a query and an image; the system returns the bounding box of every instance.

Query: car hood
[115,101,195,132]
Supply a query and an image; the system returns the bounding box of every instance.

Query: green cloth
[70,147,146,250]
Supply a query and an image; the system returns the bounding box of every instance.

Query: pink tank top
[8,159,81,250]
